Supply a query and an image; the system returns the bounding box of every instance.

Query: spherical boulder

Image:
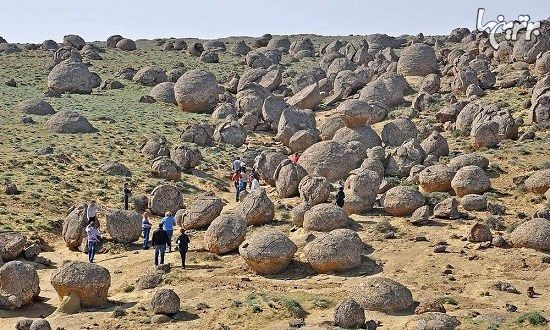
[524,169,550,194]
[334,299,365,329]
[0,232,26,261]
[180,122,214,147]
[174,69,219,113]
[351,277,414,312]
[151,289,180,315]
[141,135,170,160]
[182,193,224,229]
[381,117,418,147]
[63,34,86,49]
[105,209,141,244]
[51,261,111,307]
[99,161,131,177]
[337,99,376,128]
[116,38,137,51]
[239,188,275,226]
[151,156,180,181]
[404,312,460,330]
[510,218,550,251]
[47,60,95,94]
[213,120,247,147]
[299,141,363,182]
[0,261,40,308]
[343,168,382,215]
[298,175,331,205]
[44,111,97,134]
[460,194,487,211]
[397,43,439,76]
[383,186,426,216]
[170,144,202,172]
[451,165,491,197]
[204,213,247,254]
[447,153,489,171]
[304,229,363,273]
[149,82,176,104]
[275,161,308,198]
[239,230,297,275]
[149,184,183,216]
[418,165,456,193]
[133,66,167,86]
[15,99,55,115]
[255,151,287,186]
[303,203,350,232]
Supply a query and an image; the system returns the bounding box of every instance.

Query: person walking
[336,186,345,208]
[161,211,176,252]
[85,220,101,263]
[151,223,169,266]
[175,229,190,269]
[141,211,152,249]
[232,157,242,173]
[232,170,242,202]
[240,167,248,191]
[123,182,132,210]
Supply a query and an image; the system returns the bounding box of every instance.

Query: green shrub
[516,311,548,325]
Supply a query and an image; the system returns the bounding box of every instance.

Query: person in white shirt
[85,221,101,263]
[232,157,242,173]
[250,178,260,191]
[87,201,99,223]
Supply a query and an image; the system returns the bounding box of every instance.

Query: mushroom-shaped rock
[451,165,491,197]
[44,111,97,134]
[351,277,414,312]
[174,69,219,113]
[524,169,550,194]
[384,186,426,216]
[213,120,247,147]
[105,209,142,244]
[182,193,224,229]
[149,184,183,216]
[132,66,167,86]
[149,82,176,104]
[298,175,331,205]
[0,232,26,261]
[404,312,461,330]
[397,43,439,76]
[51,261,111,307]
[304,229,363,273]
[239,188,275,225]
[334,299,365,329]
[418,165,456,193]
[275,161,308,198]
[204,213,247,254]
[239,230,297,275]
[16,99,55,115]
[151,289,180,315]
[381,117,418,147]
[303,203,351,232]
[299,141,363,182]
[510,218,550,251]
[62,204,88,249]
[47,60,95,94]
[0,261,40,309]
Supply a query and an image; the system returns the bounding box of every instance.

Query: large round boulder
[381,117,418,147]
[170,144,202,172]
[304,229,363,273]
[298,175,331,205]
[404,312,461,330]
[62,204,88,249]
[334,299,365,329]
[451,165,491,197]
[213,120,247,147]
[16,99,55,115]
[47,60,96,94]
[105,209,141,244]
[51,261,111,307]
[63,34,85,49]
[174,69,219,113]
[447,153,489,171]
[418,165,456,193]
[151,156,181,181]
[132,66,167,86]
[239,188,275,226]
[276,107,316,146]
[44,111,97,134]
[239,230,297,275]
[275,161,308,198]
[0,261,40,309]
[524,169,550,194]
[151,289,180,315]
[149,82,176,104]
[180,122,214,147]
[351,277,414,312]
[204,213,247,254]
[255,151,287,186]
[510,218,550,251]
[397,43,439,76]
[182,193,224,229]
[0,232,26,261]
[337,99,378,128]
[116,38,137,51]
[149,184,183,216]
[343,169,382,215]
[303,203,350,232]
[383,186,426,216]
[299,141,363,182]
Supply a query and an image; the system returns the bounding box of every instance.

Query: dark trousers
[142,228,151,248]
[165,230,173,250]
[124,195,129,210]
[88,241,97,262]
[154,245,166,266]
[179,247,188,268]
[235,182,240,202]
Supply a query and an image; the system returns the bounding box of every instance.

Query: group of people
[83,186,190,268]
[231,157,260,202]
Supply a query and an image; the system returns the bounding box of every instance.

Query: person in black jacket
[175,229,190,269]
[151,223,169,266]
[336,186,345,208]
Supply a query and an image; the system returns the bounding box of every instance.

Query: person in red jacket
[290,153,300,164]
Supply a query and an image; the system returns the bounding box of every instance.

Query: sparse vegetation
[516,311,548,326]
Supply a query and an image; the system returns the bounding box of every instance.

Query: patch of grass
[311,297,331,309]
[280,298,306,318]
[426,192,450,206]
[515,311,548,326]
[437,296,458,306]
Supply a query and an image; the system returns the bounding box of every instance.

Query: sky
[1,0,548,43]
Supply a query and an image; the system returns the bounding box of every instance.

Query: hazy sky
[1,0,548,43]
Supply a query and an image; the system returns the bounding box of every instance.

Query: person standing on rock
[336,186,345,208]
[232,170,242,202]
[290,153,300,164]
[161,211,176,252]
[87,201,100,225]
[141,211,152,250]
[85,220,101,263]
[175,229,190,269]
[232,157,242,173]
[151,222,169,266]
[123,182,132,210]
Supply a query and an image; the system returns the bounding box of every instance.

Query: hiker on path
[85,220,101,263]
[175,229,190,269]
[123,182,132,210]
[161,211,176,252]
[151,222,169,266]
[232,157,242,173]
[336,186,345,208]
[141,211,152,249]
[240,167,248,191]
[232,170,242,202]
